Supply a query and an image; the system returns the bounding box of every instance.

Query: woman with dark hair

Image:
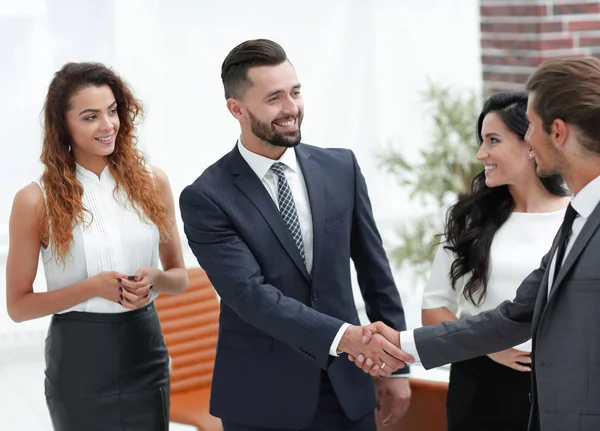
[6,62,188,430]
[421,91,569,430]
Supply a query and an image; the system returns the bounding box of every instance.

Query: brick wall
[480,0,600,95]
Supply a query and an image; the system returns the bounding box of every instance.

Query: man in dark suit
[355,56,600,431]
[179,39,413,431]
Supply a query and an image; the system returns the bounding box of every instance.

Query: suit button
[312,292,318,301]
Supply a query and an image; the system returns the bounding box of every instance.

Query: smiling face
[65,84,120,163]
[235,61,304,149]
[476,111,534,187]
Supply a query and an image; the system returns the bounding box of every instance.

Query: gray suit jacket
[414,201,600,431]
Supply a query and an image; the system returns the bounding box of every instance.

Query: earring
[68,145,71,152]
[529,152,534,158]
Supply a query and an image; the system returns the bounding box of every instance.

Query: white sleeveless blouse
[37,163,159,314]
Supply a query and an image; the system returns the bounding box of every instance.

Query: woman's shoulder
[147,164,173,192]
[147,164,168,185]
[11,183,46,224]
[14,182,45,208]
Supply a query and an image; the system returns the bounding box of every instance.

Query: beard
[247,109,303,148]
[535,135,564,178]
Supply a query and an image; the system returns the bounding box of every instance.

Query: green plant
[377,81,482,281]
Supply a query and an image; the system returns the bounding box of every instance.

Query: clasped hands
[112,267,157,310]
[339,321,413,377]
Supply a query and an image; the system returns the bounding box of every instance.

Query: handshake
[338,322,414,377]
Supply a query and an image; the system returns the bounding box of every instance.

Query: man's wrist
[337,324,358,353]
[330,323,351,356]
[338,324,362,354]
[399,330,422,364]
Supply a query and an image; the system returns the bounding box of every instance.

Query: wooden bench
[155,267,223,431]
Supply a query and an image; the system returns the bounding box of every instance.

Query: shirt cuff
[400,330,422,365]
[329,323,351,356]
[382,373,410,378]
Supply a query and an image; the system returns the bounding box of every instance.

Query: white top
[422,209,565,352]
[404,177,600,363]
[36,163,159,314]
[237,140,352,359]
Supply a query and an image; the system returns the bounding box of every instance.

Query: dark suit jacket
[179,143,408,429]
[413,201,600,431]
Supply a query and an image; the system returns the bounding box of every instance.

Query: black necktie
[553,203,578,282]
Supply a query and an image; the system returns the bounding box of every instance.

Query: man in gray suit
[352,56,600,431]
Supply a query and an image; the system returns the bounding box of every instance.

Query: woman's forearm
[8,278,98,323]
[421,307,458,327]
[153,267,188,294]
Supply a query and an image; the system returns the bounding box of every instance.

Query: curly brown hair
[40,62,169,265]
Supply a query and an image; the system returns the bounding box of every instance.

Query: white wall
[0,0,481,345]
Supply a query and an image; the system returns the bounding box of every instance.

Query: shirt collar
[75,162,110,183]
[237,138,298,180]
[571,175,600,218]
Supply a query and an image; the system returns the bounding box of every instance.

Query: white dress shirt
[237,140,349,356]
[545,176,600,291]
[402,175,600,364]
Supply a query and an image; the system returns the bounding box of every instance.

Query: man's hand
[348,322,413,376]
[487,348,531,372]
[338,323,413,376]
[375,377,411,426]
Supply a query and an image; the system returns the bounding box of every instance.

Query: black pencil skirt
[44,303,170,431]
[446,355,531,431]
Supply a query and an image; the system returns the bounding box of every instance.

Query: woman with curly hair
[6,62,188,430]
[421,91,569,430]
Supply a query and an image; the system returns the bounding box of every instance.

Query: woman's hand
[117,267,157,309]
[90,271,129,304]
[130,266,159,288]
[487,348,531,372]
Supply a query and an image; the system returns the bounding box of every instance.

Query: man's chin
[536,166,556,178]
[269,135,301,148]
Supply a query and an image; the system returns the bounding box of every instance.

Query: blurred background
[1,0,599,429]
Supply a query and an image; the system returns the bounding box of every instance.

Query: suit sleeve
[414,250,550,369]
[180,185,344,370]
[348,151,410,375]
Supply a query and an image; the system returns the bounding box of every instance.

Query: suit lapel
[534,202,600,334]
[548,202,600,301]
[296,146,324,280]
[230,146,311,281]
[531,238,558,338]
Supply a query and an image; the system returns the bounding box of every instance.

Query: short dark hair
[525,56,600,154]
[221,39,288,99]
